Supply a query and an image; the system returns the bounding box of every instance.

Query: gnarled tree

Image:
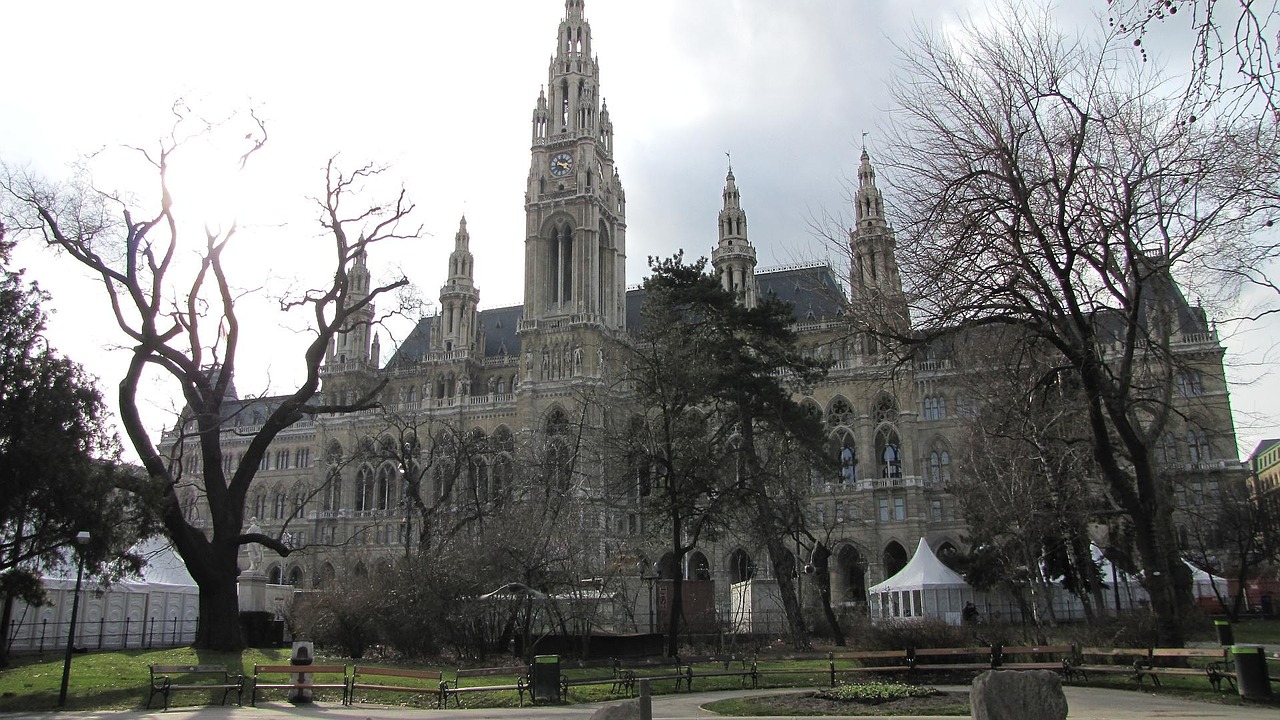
[873,8,1280,644]
[2,114,417,649]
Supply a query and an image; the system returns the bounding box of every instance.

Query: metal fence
[5,578,200,656]
[7,614,197,654]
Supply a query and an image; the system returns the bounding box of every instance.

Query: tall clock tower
[522,0,627,359]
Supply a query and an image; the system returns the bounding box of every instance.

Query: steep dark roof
[623,263,847,332]
[384,265,847,367]
[387,318,433,369]
[480,305,524,358]
[385,304,525,369]
[755,264,847,321]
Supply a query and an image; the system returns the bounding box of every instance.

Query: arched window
[936,542,961,570]
[376,464,395,510]
[323,469,341,512]
[876,427,902,478]
[291,484,306,517]
[689,551,711,581]
[273,487,287,520]
[928,441,952,485]
[268,565,282,584]
[728,549,755,583]
[833,432,858,484]
[545,409,573,490]
[873,395,897,424]
[252,492,267,520]
[355,466,373,512]
[288,566,303,586]
[1187,426,1211,464]
[828,397,854,426]
[923,396,947,421]
[492,455,512,504]
[1155,432,1178,464]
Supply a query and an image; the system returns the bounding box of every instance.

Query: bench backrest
[254,664,348,676]
[1150,648,1227,660]
[914,646,992,658]
[151,664,228,675]
[830,650,910,664]
[455,666,524,679]
[355,666,442,681]
[1080,647,1151,659]
[1000,645,1074,656]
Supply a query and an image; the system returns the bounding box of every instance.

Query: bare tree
[1178,474,1275,619]
[948,331,1108,630]
[1108,0,1280,119]
[1,113,417,649]
[866,8,1280,644]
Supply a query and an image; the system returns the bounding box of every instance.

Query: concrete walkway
[7,685,1277,720]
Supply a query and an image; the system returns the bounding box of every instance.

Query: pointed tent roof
[868,538,969,594]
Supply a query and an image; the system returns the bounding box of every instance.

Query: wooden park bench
[349,665,446,707]
[1068,647,1154,685]
[251,664,350,706]
[557,658,626,698]
[678,654,758,690]
[829,649,913,684]
[995,645,1076,675]
[911,646,998,673]
[1142,647,1236,692]
[442,664,531,707]
[609,655,693,695]
[146,664,244,710]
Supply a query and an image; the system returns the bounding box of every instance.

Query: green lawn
[0,647,294,713]
[3,624,1279,714]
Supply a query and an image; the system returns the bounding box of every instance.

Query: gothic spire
[712,156,757,307]
[855,148,886,225]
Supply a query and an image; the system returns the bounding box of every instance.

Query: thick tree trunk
[811,543,846,646]
[763,536,809,650]
[194,573,243,650]
[0,595,13,668]
[666,517,685,658]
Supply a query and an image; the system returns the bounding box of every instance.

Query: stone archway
[835,544,868,603]
[883,540,909,578]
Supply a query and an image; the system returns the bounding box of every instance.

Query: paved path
[6,685,1277,720]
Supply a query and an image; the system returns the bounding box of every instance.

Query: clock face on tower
[550,152,574,177]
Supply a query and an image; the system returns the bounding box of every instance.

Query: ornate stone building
[171,0,1243,625]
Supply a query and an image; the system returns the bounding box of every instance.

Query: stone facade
[168,0,1242,626]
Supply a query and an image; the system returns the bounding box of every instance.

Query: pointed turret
[437,215,480,353]
[711,158,758,307]
[523,0,626,332]
[328,244,376,366]
[849,149,908,331]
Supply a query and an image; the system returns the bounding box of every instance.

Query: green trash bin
[1214,619,1234,646]
[1232,645,1272,700]
[532,654,561,703]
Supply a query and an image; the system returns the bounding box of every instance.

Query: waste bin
[290,641,315,704]
[1232,645,1272,700]
[1214,619,1234,646]
[531,655,561,703]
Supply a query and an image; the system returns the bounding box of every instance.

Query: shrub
[852,618,970,650]
[818,681,936,703]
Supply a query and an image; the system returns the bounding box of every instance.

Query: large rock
[589,699,642,720]
[971,669,1068,720]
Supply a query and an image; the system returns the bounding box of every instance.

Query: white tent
[868,538,976,625]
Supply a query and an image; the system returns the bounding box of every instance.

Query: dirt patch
[707,689,970,716]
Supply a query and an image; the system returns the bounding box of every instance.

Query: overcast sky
[3,0,1277,457]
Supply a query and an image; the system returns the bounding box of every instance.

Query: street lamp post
[58,531,91,707]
